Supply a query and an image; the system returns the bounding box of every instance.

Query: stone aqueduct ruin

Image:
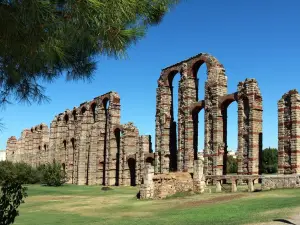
[155,53,263,176]
[6,53,300,192]
[6,92,154,186]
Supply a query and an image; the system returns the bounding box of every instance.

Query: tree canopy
[0,0,179,105]
[262,147,278,174]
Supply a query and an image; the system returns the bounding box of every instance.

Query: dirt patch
[28,195,79,202]
[39,195,125,216]
[178,193,247,208]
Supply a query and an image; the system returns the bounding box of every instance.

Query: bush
[262,148,278,174]
[0,161,28,225]
[226,156,237,174]
[0,161,40,185]
[40,162,67,187]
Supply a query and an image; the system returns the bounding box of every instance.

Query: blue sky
[1,0,300,151]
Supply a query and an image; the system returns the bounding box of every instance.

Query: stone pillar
[237,79,263,175]
[231,179,237,192]
[278,90,300,174]
[89,119,98,185]
[193,159,206,193]
[107,92,121,186]
[154,152,159,173]
[179,63,197,173]
[216,180,222,193]
[204,67,227,176]
[139,164,154,199]
[248,179,254,192]
[77,110,88,185]
[156,74,172,173]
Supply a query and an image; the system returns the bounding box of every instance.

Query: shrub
[226,156,237,174]
[40,162,67,186]
[262,148,278,174]
[0,161,28,225]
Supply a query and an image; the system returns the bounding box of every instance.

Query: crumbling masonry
[6,92,153,186]
[6,52,300,193]
[278,90,300,174]
[155,53,263,176]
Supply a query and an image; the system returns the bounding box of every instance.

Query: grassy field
[14,184,300,225]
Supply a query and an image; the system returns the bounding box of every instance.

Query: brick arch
[189,53,225,77]
[159,69,180,87]
[219,92,238,110]
[113,125,124,133]
[127,154,136,160]
[190,100,205,115]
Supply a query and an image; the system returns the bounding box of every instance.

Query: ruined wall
[140,159,205,199]
[278,90,300,174]
[6,91,152,186]
[237,79,263,175]
[261,175,300,190]
[6,124,50,167]
[156,53,228,175]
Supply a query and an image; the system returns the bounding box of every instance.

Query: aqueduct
[6,92,153,186]
[6,53,300,194]
[155,53,263,176]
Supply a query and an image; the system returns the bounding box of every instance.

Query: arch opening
[72,110,77,121]
[81,107,87,115]
[168,71,180,172]
[114,128,121,186]
[71,138,76,184]
[145,157,154,166]
[193,64,207,161]
[128,158,136,186]
[64,114,69,124]
[91,103,97,122]
[222,100,238,175]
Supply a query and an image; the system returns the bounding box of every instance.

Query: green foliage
[0,181,28,225]
[226,155,237,174]
[0,161,68,224]
[0,161,28,225]
[262,147,278,174]
[0,161,40,184]
[0,0,179,105]
[39,162,68,187]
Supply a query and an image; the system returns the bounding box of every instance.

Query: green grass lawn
[14,184,300,225]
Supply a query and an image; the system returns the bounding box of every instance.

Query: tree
[0,0,179,105]
[39,162,68,187]
[0,161,28,225]
[262,147,278,174]
[226,155,237,174]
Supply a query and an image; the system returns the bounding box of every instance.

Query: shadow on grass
[273,219,296,225]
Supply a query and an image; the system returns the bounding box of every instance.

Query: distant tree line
[0,161,67,225]
[226,147,278,174]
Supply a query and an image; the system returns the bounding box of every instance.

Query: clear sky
[1,0,300,151]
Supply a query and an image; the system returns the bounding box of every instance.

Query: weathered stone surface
[262,175,300,190]
[6,92,152,186]
[278,90,300,174]
[140,159,205,199]
[155,53,263,177]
